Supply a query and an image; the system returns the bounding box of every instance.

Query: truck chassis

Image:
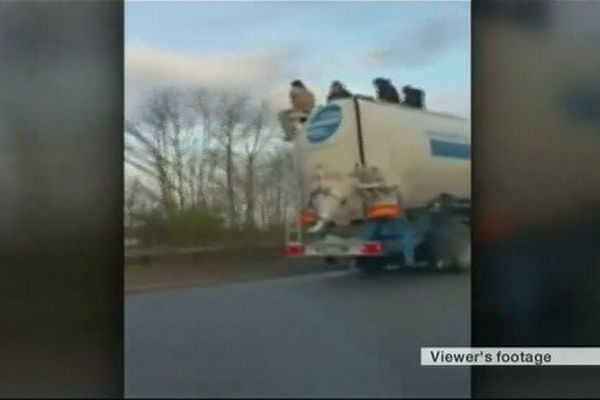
[286,195,471,273]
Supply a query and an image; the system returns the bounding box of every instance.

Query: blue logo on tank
[307,104,342,143]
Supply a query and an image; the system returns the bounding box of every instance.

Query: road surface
[126,267,470,398]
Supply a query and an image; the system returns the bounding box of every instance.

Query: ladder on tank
[285,210,303,245]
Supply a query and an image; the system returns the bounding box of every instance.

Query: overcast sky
[125,1,470,118]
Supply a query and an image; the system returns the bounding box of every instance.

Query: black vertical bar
[0,1,124,397]
[353,96,366,166]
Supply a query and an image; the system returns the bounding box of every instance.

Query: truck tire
[454,239,471,272]
[324,256,337,266]
[427,222,471,272]
[354,258,386,274]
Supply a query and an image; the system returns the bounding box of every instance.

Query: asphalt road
[126,267,470,398]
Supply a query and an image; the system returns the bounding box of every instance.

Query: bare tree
[241,100,275,228]
[258,146,296,227]
[124,177,142,230]
[125,89,195,212]
[205,92,250,228]
[188,88,220,209]
[125,119,175,213]
[125,86,297,246]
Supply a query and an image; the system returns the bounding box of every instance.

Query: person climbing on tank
[326,80,353,102]
[373,77,401,104]
[289,79,315,123]
[277,79,315,141]
[402,85,425,109]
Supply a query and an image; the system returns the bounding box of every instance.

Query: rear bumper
[304,243,366,257]
[285,239,386,258]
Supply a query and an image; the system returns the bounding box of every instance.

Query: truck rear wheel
[354,258,386,274]
[324,256,337,266]
[427,223,470,272]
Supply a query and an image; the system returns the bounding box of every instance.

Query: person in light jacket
[289,80,315,119]
[278,80,315,140]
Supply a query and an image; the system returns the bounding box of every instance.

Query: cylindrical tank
[294,98,470,225]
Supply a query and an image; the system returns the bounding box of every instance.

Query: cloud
[360,15,469,68]
[125,44,311,116]
[426,87,471,119]
[125,27,469,119]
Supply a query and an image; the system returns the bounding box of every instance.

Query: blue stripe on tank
[429,139,471,160]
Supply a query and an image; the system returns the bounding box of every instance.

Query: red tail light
[300,211,317,227]
[285,243,305,257]
[367,204,402,219]
[360,242,384,256]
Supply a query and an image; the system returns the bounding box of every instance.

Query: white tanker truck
[283,96,471,272]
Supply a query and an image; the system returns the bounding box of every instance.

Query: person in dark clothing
[402,85,425,109]
[326,80,353,102]
[373,77,401,104]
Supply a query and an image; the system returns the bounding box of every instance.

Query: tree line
[124,88,298,247]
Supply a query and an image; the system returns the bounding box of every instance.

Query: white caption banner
[421,348,600,366]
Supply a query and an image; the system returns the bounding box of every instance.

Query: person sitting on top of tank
[326,80,353,102]
[289,79,315,122]
[373,77,401,104]
[402,85,425,109]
